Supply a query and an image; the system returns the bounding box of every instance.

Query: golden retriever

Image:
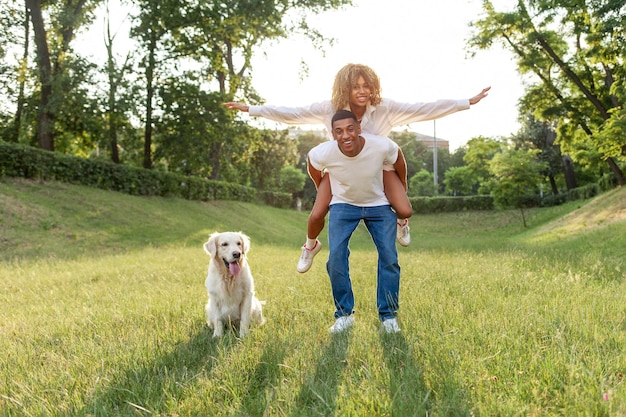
[203,231,265,338]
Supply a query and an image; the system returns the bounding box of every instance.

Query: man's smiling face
[332,117,363,157]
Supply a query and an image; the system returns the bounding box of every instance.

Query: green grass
[1,178,625,416]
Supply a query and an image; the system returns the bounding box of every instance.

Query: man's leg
[327,203,361,319]
[363,205,400,321]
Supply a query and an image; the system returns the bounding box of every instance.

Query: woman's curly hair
[331,64,382,111]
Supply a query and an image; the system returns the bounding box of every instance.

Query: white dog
[203,231,265,338]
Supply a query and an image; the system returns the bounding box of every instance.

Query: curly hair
[331,64,382,111]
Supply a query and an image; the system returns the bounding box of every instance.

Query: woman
[226,63,490,273]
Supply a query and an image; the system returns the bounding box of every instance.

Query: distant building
[286,127,327,140]
[412,132,449,152]
[389,130,450,152]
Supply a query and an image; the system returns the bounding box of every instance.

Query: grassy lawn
[1,178,625,416]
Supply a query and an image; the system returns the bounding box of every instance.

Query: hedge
[0,141,257,203]
[409,195,494,214]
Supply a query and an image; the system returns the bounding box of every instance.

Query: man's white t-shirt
[308,133,399,207]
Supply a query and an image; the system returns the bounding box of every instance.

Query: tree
[24,0,99,151]
[444,166,475,196]
[0,2,26,142]
[408,170,435,197]
[279,165,306,197]
[512,113,569,194]
[295,131,326,207]
[469,0,626,186]
[129,0,350,172]
[248,129,298,191]
[390,130,430,181]
[155,78,246,179]
[103,0,132,164]
[490,147,548,227]
[463,136,503,194]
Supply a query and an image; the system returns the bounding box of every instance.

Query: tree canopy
[469,0,625,185]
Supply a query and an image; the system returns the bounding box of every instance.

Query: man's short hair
[331,110,358,127]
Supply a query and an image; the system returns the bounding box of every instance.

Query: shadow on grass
[380,332,433,416]
[72,321,232,416]
[236,336,289,416]
[382,332,472,416]
[290,332,351,416]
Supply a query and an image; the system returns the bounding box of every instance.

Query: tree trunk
[562,155,577,190]
[105,14,120,164]
[26,0,54,151]
[548,174,558,195]
[209,142,222,180]
[143,30,156,169]
[606,157,626,186]
[11,3,30,143]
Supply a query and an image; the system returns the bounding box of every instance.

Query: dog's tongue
[229,262,241,276]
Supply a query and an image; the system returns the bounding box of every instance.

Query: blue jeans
[326,203,400,321]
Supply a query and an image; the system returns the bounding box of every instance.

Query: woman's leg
[383,170,412,219]
[383,170,412,247]
[308,174,331,239]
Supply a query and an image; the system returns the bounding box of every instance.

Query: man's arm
[307,156,324,190]
[393,148,408,192]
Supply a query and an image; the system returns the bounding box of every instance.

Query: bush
[0,141,259,204]
[409,195,494,214]
[568,183,599,201]
[258,191,292,209]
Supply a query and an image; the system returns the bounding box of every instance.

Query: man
[307,109,405,334]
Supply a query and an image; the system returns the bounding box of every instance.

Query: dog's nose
[232,252,241,259]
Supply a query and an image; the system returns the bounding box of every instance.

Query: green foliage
[0,141,257,203]
[257,190,293,209]
[443,166,475,196]
[469,1,626,184]
[489,147,548,210]
[408,170,435,197]
[155,79,248,179]
[410,195,494,214]
[278,165,306,195]
[248,129,299,191]
[463,136,503,192]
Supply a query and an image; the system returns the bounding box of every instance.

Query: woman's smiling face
[349,75,371,109]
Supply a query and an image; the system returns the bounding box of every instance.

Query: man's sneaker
[396,220,410,247]
[381,318,401,334]
[329,315,355,333]
[296,239,322,273]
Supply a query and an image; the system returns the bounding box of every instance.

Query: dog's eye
[221,242,228,247]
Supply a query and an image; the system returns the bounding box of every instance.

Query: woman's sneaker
[396,219,410,247]
[296,239,321,273]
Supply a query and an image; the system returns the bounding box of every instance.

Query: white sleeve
[385,139,399,165]
[248,101,334,126]
[382,98,470,126]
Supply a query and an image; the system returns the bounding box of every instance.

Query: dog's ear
[239,232,251,255]
[204,232,219,257]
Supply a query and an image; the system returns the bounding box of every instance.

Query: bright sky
[79,0,524,150]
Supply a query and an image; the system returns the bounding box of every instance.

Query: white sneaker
[396,220,410,247]
[381,318,401,333]
[296,239,322,273]
[329,315,354,333]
